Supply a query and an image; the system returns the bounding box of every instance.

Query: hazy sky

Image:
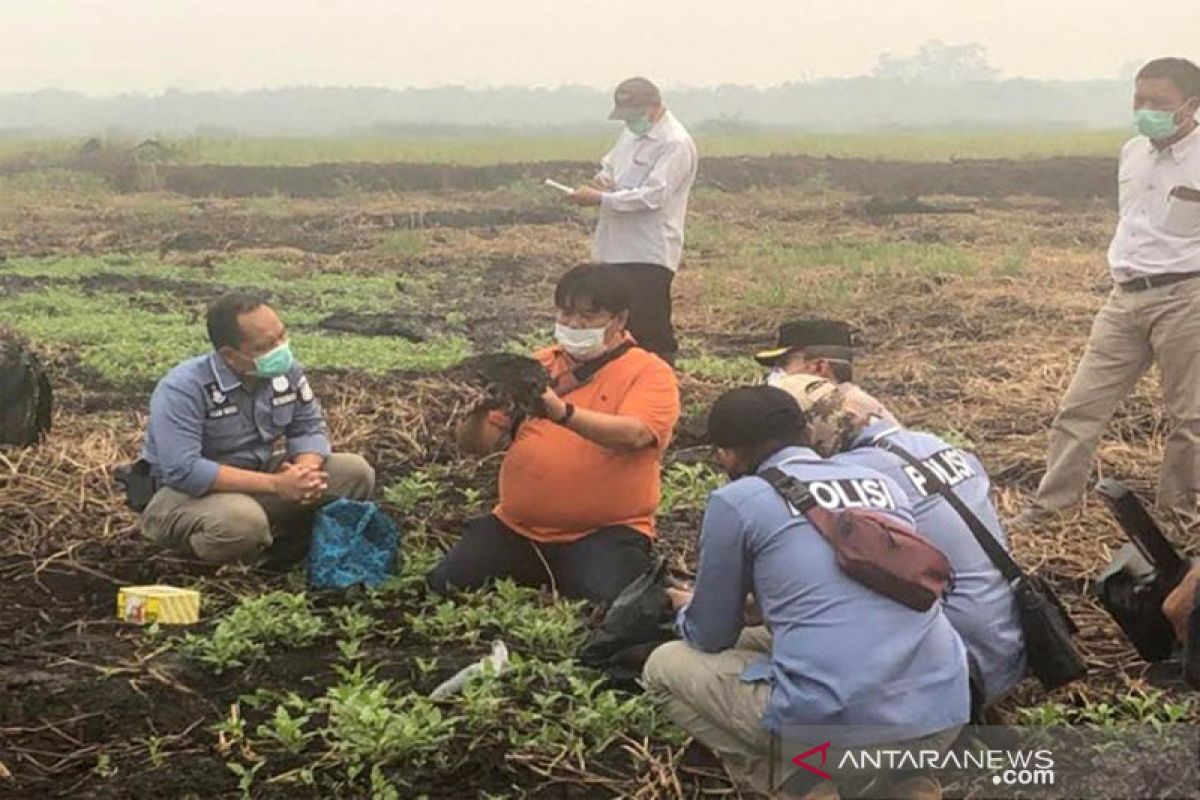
[1,0,1196,94]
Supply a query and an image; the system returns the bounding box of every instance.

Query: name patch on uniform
[203,381,238,419]
[270,375,297,408]
[901,448,976,496]
[787,478,898,514]
[297,376,314,404]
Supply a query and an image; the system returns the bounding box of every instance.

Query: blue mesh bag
[308,499,401,589]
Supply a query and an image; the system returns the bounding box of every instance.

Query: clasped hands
[273,460,329,505]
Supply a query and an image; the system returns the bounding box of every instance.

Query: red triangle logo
[792,741,833,780]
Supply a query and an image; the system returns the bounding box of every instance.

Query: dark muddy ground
[154,155,1116,200]
[1,157,1195,798]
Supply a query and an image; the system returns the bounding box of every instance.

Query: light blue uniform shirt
[833,421,1026,701]
[141,353,330,497]
[679,446,970,745]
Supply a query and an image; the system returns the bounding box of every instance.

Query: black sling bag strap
[871,436,1021,583]
[561,341,635,394]
[869,434,1087,690]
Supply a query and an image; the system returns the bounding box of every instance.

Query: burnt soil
[1,156,1195,799]
[149,155,1116,200]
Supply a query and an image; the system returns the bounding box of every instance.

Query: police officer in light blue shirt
[643,386,968,799]
[779,373,1026,705]
[139,292,375,564]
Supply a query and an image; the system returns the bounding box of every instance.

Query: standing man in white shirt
[567,77,698,364]
[1016,57,1200,529]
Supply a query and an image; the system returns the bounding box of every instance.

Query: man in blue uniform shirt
[139,292,375,564]
[643,386,968,799]
[780,374,1026,705]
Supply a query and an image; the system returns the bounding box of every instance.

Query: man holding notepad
[1016,57,1200,529]
[561,77,698,365]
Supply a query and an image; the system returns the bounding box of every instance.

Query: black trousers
[427,515,652,604]
[607,263,678,363]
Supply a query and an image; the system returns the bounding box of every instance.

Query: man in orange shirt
[428,264,680,603]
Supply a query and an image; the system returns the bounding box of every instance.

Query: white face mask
[765,367,788,387]
[554,322,609,361]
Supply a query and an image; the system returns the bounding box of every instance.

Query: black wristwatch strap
[557,403,576,425]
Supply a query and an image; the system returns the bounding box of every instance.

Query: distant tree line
[0,42,1134,136]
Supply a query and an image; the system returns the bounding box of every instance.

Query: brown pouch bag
[1163,564,1200,642]
[759,467,952,611]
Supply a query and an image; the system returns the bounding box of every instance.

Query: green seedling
[256,704,315,754]
[142,735,167,769]
[227,760,265,800]
[660,462,724,515]
[180,591,325,673]
[383,471,443,514]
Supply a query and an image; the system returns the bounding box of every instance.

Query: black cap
[608,77,663,120]
[754,319,854,366]
[707,386,807,448]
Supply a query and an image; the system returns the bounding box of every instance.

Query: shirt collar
[208,352,243,392]
[759,445,823,471]
[850,419,902,449]
[1151,123,1200,163]
[640,110,671,141]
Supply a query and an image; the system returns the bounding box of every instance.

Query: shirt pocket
[204,412,249,459]
[1163,192,1200,237]
[617,143,656,189]
[269,403,296,435]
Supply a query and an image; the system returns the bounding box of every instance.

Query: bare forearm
[562,407,655,452]
[211,464,278,496]
[456,409,509,456]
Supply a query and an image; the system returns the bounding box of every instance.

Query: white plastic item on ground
[429,639,510,700]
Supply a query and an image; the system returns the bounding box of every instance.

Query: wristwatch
[556,402,576,425]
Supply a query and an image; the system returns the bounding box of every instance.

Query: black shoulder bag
[872,436,1087,691]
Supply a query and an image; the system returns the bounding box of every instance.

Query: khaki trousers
[141,453,375,564]
[1036,278,1200,521]
[643,628,962,797]
[643,628,777,793]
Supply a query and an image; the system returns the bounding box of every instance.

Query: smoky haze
[0,0,1196,136]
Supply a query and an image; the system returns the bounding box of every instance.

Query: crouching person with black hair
[643,386,969,800]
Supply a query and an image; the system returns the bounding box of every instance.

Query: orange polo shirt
[494,343,680,544]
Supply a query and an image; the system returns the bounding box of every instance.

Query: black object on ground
[1095,479,1192,664]
[318,312,427,342]
[0,331,53,447]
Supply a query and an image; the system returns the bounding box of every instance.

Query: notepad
[543,178,574,194]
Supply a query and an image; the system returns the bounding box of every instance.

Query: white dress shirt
[591,110,698,272]
[1108,125,1200,282]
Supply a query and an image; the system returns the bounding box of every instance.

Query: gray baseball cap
[608,77,662,120]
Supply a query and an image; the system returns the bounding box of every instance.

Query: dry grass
[1,173,1196,796]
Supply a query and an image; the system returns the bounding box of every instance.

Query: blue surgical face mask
[253,341,294,378]
[1134,102,1196,141]
[626,114,654,137]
